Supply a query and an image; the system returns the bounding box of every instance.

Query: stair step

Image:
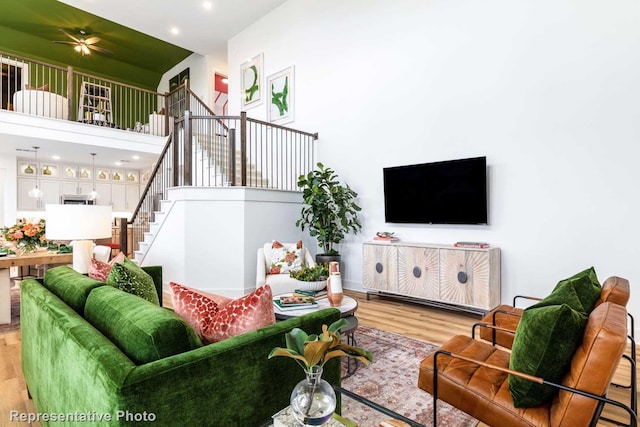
[143,232,154,243]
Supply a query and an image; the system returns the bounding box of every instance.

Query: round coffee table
[273,294,358,320]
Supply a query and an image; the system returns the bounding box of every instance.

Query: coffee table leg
[343,331,359,379]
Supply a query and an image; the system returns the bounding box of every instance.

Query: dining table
[0,251,73,324]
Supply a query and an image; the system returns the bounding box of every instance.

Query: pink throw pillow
[169,283,275,344]
[88,252,127,282]
[169,282,220,339]
[203,284,275,343]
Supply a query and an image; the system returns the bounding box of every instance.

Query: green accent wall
[0,0,192,90]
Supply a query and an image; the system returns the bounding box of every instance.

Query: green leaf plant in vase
[296,163,362,266]
[269,318,373,426]
[289,264,330,292]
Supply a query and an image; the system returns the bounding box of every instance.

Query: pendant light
[89,153,99,200]
[28,146,43,199]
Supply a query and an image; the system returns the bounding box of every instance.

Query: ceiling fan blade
[87,44,112,55]
[84,36,101,45]
[59,29,81,43]
[53,41,77,45]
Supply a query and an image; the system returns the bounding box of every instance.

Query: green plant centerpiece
[296,163,362,263]
[269,318,373,425]
[289,264,329,282]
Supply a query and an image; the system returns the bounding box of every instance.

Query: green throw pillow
[551,267,601,314]
[107,259,159,305]
[508,302,588,407]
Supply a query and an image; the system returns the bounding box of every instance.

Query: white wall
[157,53,228,109]
[228,0,640,330]
[141,186,306,298]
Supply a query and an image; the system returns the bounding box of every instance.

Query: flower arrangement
[1,219,46,253]
[269,318,372,373]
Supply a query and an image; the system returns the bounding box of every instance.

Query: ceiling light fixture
[170,27,180,35]
[89,153,99,201]
[28,146,43,199]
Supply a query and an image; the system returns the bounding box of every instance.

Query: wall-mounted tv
[383,156,488,225]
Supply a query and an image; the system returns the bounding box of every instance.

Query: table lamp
[45,204,112,274]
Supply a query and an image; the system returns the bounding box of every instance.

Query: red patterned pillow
[169,282,219,339]
[170,283,275,344]
[88,252,127,282]
[269,240,303,274]
[204,285,275,343]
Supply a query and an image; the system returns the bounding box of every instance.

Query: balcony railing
[0,51,319,257]
[0,50,168,135]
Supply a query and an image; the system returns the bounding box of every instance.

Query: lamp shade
[45,205,112,240]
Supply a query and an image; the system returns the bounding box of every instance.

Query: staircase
[121,83,318,265]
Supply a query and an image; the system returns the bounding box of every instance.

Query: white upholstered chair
[93,245,111,263]
[256,242,315,295]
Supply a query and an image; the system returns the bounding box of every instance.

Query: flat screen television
[383,156,488,225]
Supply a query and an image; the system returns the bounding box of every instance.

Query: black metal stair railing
[121,81,318,259]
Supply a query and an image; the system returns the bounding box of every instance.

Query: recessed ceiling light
[203,1,213,10]
[132,155,140,160]
[115,161,122,166]
[52,155,60,160]
[170,27,180,35]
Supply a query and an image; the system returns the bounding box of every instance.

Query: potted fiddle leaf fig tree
[296,163,362,265]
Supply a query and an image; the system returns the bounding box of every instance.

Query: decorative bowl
[294,279,327,291]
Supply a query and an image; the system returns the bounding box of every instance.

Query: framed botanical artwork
[268,66,295,124]
[241,53,263,108]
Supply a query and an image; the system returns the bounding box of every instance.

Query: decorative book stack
[453,241,490,249]
[273,295,319,312]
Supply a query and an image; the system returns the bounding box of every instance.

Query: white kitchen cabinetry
[17,178,61,210]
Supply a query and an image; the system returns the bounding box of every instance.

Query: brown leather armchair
[477,276,636,415]
[418,302,636,427]
[479,276,631,348]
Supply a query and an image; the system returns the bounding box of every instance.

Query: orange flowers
[1,219,46,251]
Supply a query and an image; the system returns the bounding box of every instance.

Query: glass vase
[17,241,38,255]
[290,366,336,426]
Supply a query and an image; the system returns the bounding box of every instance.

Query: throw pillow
[88,252,127,282]
[107,259,159,305]
[84,285,202,365]
[508,302,588,407]
[269,240,303,274]
[169,282,220,339]
[550,267,601,314]
[203,284,276,343]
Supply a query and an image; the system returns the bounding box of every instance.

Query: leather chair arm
[471,322,516,340]
[431,350,638,427]
[512,295,543,306]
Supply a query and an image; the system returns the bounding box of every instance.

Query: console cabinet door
[439,249,492,308]
[362,244,398,292]
[397,246,439,299]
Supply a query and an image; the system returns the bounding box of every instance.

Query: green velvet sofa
[20,266,341,426]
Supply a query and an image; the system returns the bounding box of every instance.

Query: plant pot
[316,254,342,278]
[294,279,327,292]
[315,254,340,266]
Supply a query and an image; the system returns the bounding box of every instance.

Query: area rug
[0,285,20,334]
[341,325,478,427]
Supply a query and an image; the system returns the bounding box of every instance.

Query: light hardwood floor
[0,289,635,427]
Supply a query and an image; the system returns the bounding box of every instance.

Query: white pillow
[268,240,303,274]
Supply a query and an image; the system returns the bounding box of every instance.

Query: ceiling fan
[53,29,112,56]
